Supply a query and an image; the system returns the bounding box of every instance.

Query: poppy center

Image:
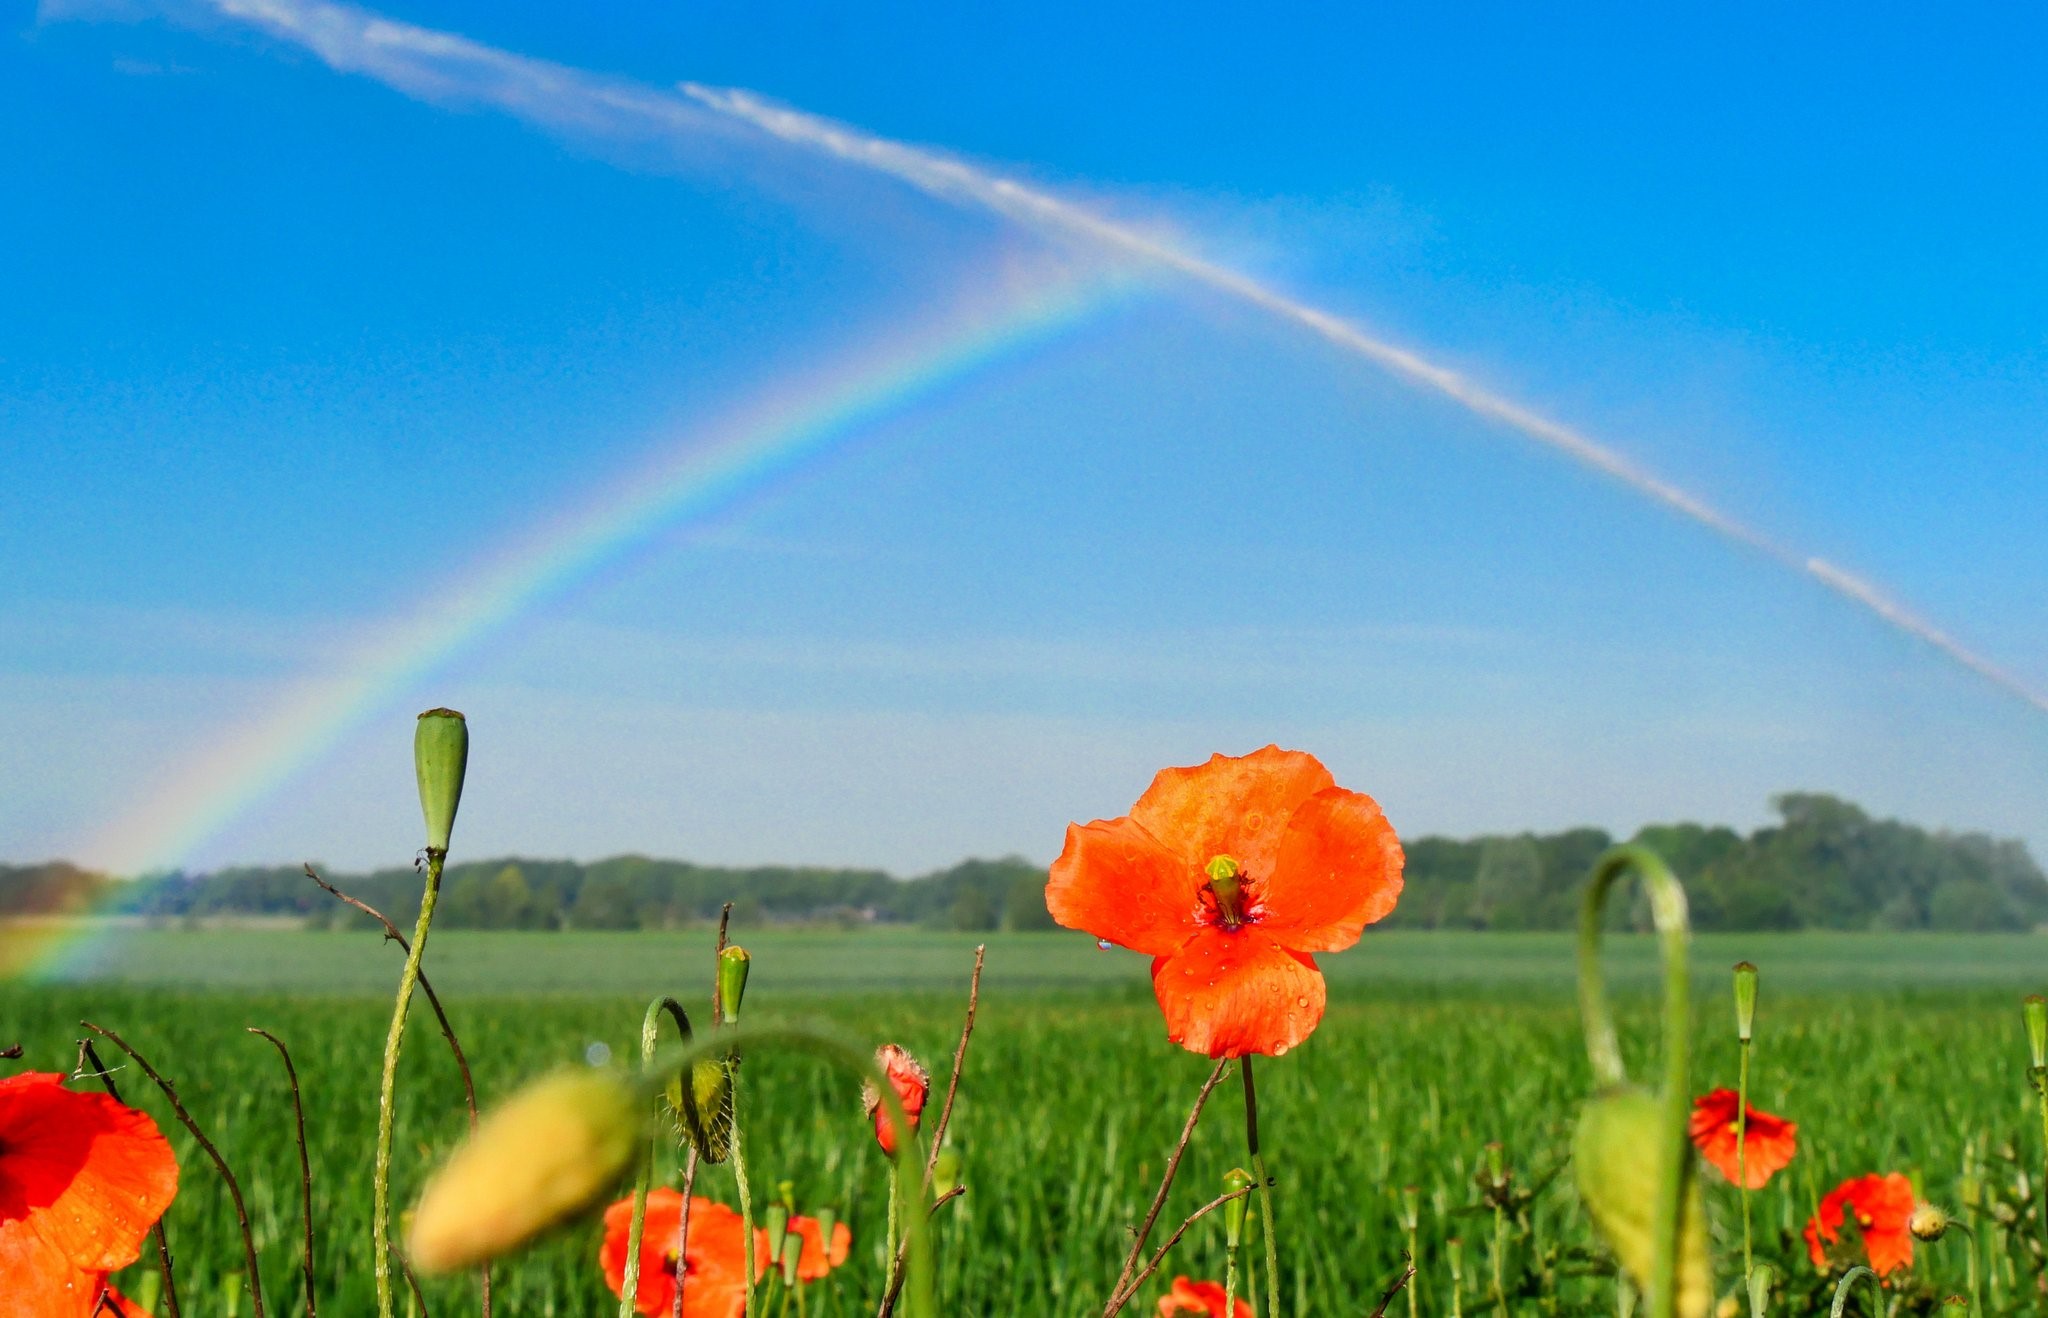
[1204,854,1247,930]
[1856,1212,1873,1228]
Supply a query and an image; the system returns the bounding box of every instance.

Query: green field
[9,929,2048,1314]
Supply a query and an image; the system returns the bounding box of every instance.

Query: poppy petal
[1254,786,1404,952]
[1151,927,1326,1058]
[1128,747,1335,872]
[1048,817,1202,955]
[0,1073,179,1276]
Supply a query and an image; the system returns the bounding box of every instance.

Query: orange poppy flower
[1804,1173,1916,1277]
[599,1190,765,1318]
[1157,1275,1254,1317]
[1047,746,1403,1058]
[1688,1089,1797,1189]
[760,1213,851,1282]
[863,1045,930,1157]
[0,1071,179,1317]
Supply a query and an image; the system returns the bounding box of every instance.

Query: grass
[7,928,2048,1314]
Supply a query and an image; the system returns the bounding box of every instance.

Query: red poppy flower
[760,1213,850,1283]
[1688,1089,1797,1189]
[1804,1173,1915,1277]
[1157,1276,1253,1317]
[1047,746,1403,1058]
[600,1190,766,1318]
[0,1071,179,1317]
[862,1045,930,1157]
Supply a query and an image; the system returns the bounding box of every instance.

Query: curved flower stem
[247,1029,317,1318]
[373,850,445,1318]
[622,998,695,1318]
[1576,845,1692,1318]
[82,1022,265,1318]
[1242,1057,1280,1318]
[1828,1265,1880,1317]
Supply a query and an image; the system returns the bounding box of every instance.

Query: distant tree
[1003,870,1056,931]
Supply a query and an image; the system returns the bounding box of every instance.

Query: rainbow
[12,269,1126,980]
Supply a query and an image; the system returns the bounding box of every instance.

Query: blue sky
[4,0,2046,875]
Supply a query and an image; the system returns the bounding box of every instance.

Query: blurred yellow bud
[1909,1202,1952,1241]
[1572,1087,1712,1318]
[407,1068,641,1272]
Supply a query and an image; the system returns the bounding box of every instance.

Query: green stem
[1491,1200,1507,1318]
[1222,1247,1239,1318]
[1404,1220,1419,1318]
[621,998,692,1318]
[1736,1037,1753,1291]
[1576,846,1692,1318]
[2035,1073,2048,1277]
[735,1065,756,1318]
[1827,1265,1880,1318]
[373,851,444,1318]
[1242,1058,1279,1318]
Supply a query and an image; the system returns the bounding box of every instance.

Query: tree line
[4,792,2044,933]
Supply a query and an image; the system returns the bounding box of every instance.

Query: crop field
[7,928,2048,1315]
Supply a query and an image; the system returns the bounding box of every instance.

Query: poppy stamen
[1205,854,1246,929]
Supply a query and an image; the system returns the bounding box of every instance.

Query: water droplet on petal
[1273,1044,1289,1057]
[1296,996,1309,1007]
[1096,938,1115,951]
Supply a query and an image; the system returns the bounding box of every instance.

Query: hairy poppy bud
[718,946,751,1024]
[408,1068,641,1272]
[1223,1167,1255,1246]
[2024,995,2047,1071]
[1572,1087,1712,1318]
[863,1044,930,1157]
[1732,962,1758,1043]
[1910,1202,1952,1241]
[933,1146,963,1198]
[414,709,468,857]
[667,1055,734,1165]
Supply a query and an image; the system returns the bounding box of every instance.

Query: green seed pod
[1744,1261,1773,1316]
[765,1203,789,1269]
[666,1055,735,1165]
[414,708,468,857]
[780,1229,802,1286]
[1572,1086,1713,1318]
[408,1067,641,1272]
[2024,995,2047,1071]
[934,1146,964,1198]
[1399,1184,1420,1233]
[815,1208,838,1252]
[1223,1167,1255,1247]
[718,945,752,1024]
[1732,963,1758,1043]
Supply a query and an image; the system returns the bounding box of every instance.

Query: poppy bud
[1572,1087,1712,1318]
[414,708,468,857]
[780,1229,802,1286]
[1744,1261,1773,1315]
[1223,1168,1255,1246]
[718,946,752,1024]
[667,1055,734,1165]
[863,1044,931,1157]
[765,1203,789,1269]
[1909,1202,1951,1241]
[1732,962,1758,1044]
[777,1178,796,1211]
[2024,995,2047,1071]
[934,1146,964,1198]
[408,1067,641,1272]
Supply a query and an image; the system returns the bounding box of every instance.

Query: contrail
[107,0,2048,716]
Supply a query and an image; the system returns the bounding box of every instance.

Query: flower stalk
[1733,960,1758,1298]
[375,708,467,1318]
